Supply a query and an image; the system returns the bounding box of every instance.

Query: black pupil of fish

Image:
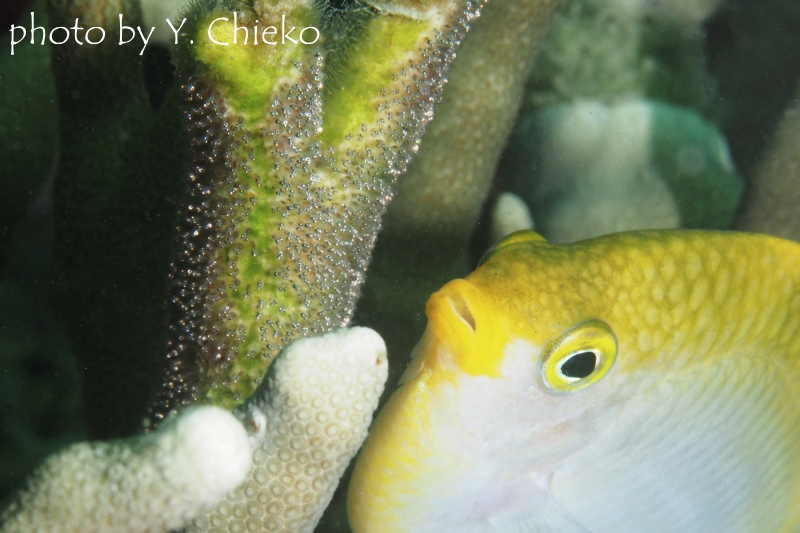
[561,351,597,379]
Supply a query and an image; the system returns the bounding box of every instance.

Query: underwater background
[1,0,800,531]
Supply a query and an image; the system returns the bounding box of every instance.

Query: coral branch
[736,88,800,242]
[188,327,388,533]
[155,0,485,415]
[385,0,563,244]
[0,407,252,533]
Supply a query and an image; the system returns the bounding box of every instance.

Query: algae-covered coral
[156,0,486,415]
[2,0,800,531]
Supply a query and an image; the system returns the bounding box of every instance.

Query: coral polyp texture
[0,406,252,533]
[188,327,388,533]
[155,0,486,415]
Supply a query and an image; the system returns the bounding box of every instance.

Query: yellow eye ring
[537,320,617,394]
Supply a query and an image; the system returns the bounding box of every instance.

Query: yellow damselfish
[347,230,800,533]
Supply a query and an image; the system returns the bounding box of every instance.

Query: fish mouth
[413,278,505,378]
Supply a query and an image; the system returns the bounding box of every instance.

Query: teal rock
[649,100,744,229]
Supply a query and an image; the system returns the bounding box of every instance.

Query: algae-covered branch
[153,0,486,417]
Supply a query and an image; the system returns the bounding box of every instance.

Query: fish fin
[487,489,592,533]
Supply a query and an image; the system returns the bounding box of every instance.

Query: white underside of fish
[551,354,798,533]
[391,340,800,533]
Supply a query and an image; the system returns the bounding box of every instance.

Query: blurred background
[1,0,800,520]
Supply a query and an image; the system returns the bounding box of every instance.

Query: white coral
[0,406,252,533]
[189,327,389,533]
[0,327,388,533]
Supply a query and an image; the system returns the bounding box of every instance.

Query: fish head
[349,230,647,530]
[398,231,630,465]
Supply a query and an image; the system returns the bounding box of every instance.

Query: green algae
[321,14,428,145]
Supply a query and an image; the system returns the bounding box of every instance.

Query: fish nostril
[448,294,476,332]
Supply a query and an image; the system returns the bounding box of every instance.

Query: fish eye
[538,320,617,394]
